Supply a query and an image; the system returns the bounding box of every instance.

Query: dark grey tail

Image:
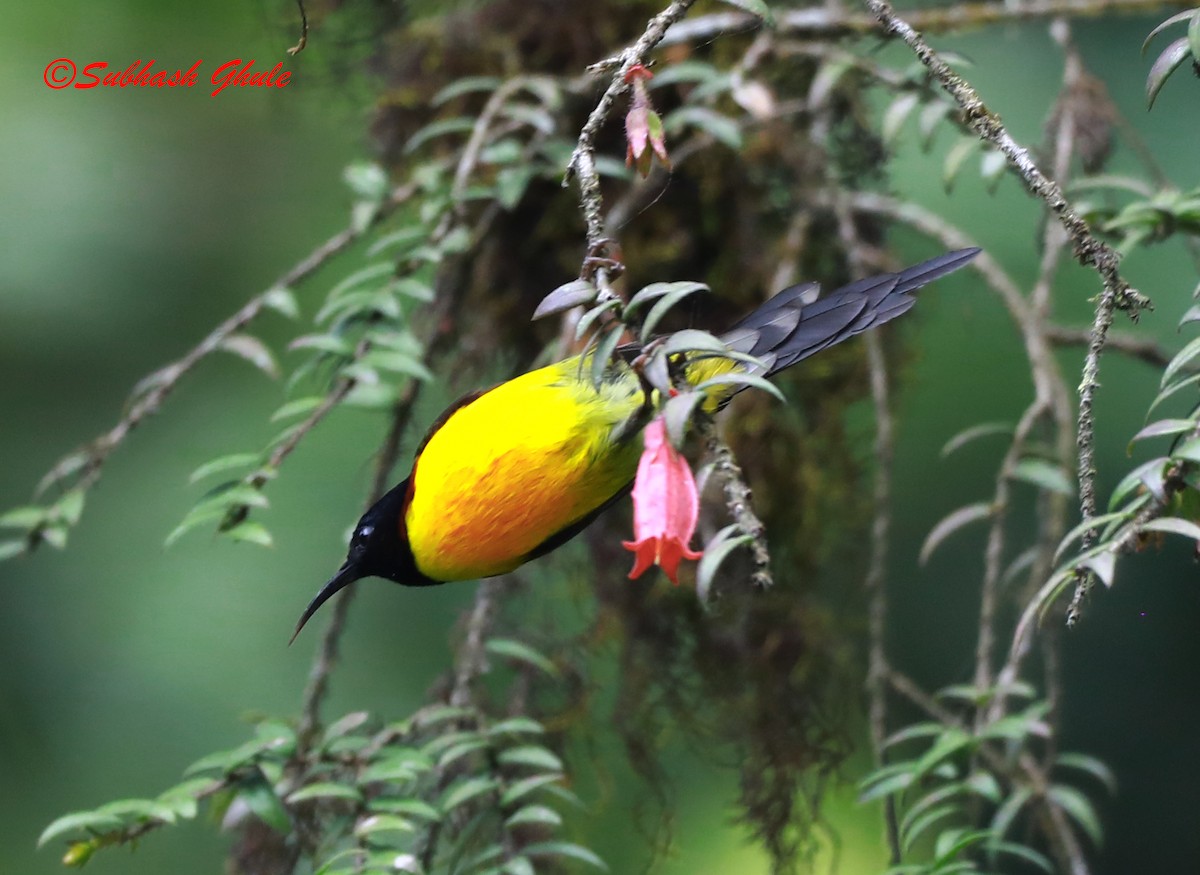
[721,248,980,375]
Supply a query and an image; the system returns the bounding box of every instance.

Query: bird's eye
[351,524,374,551]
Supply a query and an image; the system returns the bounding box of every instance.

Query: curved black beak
[290,560,363,645]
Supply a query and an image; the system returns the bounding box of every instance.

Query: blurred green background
[3,2,1199,874]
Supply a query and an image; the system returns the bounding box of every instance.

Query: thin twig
[659,0,1191,47]
[30,181,417,504]
[1045,324,1171,368]
[565,0,699,253]
[701,425,772,588]
[287,0,309,56]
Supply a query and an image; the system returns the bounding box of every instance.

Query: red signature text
[43,58,292,98]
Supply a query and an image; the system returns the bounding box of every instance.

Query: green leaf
[503,857,536,875]
[573,297,621,340]
[524,841,608,871]
[287,782,363,804]
[505,804,562,829]
[940,421,1013,457]
[1010,458,1074,496]
[224,521,274,548]
[1055,752,1118,796]
[0,506,46,529]
[219,334,279,378]
[883,92,920,145]
[694,372,785,403]
[990,785,1033,839]
[533,279,598,320]
[660,329,730,357]
[1077,547,1117,588]
[433,76,502,105]
[485,638,559,677]
[696,525,753,603]
[500,773,563,806]
[1109,457,1170,510]
[439,738,490,769]
[1132,418,1197,444]
[882,722,945,749]
[638,283,710,341]
[497,745,563,772]
[343,162,389,200]
[663,106,743,150]
[440,777,498,812]
[367,797,441,822]
[1163,335,1200,387]
[919,502,993,565]
[405,117,477,153]
[901,803,958,852]
[913,728,973,777]
[262,286,300,319]
[1147,37,1192,109]
[190,453,261,483]
[156,777,220,820]
[236,777,291,833]
[39,810,125,847]
[660,391,703,449]
[1149,372,1200,419]
[590,325,625,390]
[289,334,354,356]
[1140,516,1200,543]
[488,717,545,737]
[0,540,26,561]
[989,840,1054,874]
[942,138,979,192]
[858,764,915,803]
[1048,784,1104,845]
[353,813,414,839]
[1054,510,1131,563]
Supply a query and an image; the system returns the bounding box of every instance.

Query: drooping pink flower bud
[622,417,702,583]
[623,64,670,178]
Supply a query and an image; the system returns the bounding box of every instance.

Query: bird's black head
[290,478,435,643]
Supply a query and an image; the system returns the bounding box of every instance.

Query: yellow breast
[404,359,643,581]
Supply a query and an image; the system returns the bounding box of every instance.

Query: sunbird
[292,248,980,639]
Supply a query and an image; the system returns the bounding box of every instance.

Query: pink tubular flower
[622,417,703,584]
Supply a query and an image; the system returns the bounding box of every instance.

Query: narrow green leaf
[367,797,441,822]
[354,813,415,839]
[224,521,274,548]
[1048,784,1104,845]
[919,502,993,565]
[591,326,625,390]
[639,284,710,341]
[1163,335,1200,387]
[405,117,478,153]
[901,803,958,852]
[505,804,562,829]
[1077,548,1116,588]
[533,279,598,320]
[0,506,46,529]
[489,717,545,737]
[1054,510,1131,563]
[440,777,498,812]
[941,422,1013,457]
[262,286,300,319]
[1010,458,1074,496]
[989,840,1055,875]
[696,526,753,603]
[189,453,260,484]
[498,745,564,773]
[485,638,559,677]
[858,767,915,804]
[524,841,608,871]
[433,76,502,105]
[219,334,279,378]
[39,811,125,847]
[287,782,363,804]
[882,722,944,750]
[1140,516,1200,543]
[882,92,920,145]
[662,390,705,449]
[1147,37,1192,108]
[500,773,563,806]
[1055,752,1118,796]
[695,371,785,403]
[237,778,291,833]
[990,785,1033,839]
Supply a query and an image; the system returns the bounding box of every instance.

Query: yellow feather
[405,356,647,580]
